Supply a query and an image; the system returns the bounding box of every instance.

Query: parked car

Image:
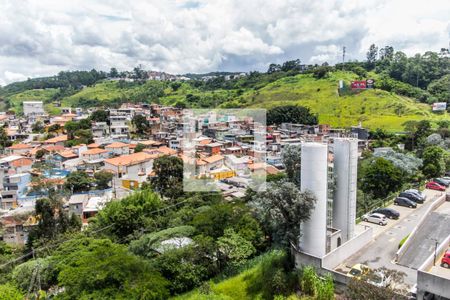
[362,213,388,225]
[441,249,450,268]
[394,197,417,208]
[399,191,424,204]
[445,171,450,177]
[405,189,426,201]
[426,181,446,191]
[347,263,369,279]
[434,178,450,187]
[372,207,400,220]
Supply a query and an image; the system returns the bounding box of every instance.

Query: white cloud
[0,0,448,85]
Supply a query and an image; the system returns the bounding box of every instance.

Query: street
[336,189,445,287]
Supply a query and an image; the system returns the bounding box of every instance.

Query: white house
[23,101,45,116]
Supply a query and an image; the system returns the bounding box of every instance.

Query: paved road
[398,201,450,269]
[337,189,444,287]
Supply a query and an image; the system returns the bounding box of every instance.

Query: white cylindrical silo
[299,142,328,257]
[332,138,358,242]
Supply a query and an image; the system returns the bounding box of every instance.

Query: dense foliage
[267,105,318,126]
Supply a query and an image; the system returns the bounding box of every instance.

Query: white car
[362,213,388,226]
[367,271,391,287]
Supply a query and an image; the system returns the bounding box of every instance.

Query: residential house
[23,101,45,117]
[105,142,130,156]
[7,143,33,155]
[0,155,33,174]
[43,135,68,147]
[1,173,31,209]
[82,148,109,163]
[92,122,110,138]
[104,152,159,183]
[109,115,129,139]
[204,142,222,155]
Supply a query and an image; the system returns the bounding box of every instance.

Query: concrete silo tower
[299,143,328,257]
[332,138,358,243]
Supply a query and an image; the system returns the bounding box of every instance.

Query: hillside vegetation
[2,70,446,131]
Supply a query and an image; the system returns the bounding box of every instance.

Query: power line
[0,197,190,270]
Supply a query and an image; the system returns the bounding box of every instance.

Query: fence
[356,180,425,220]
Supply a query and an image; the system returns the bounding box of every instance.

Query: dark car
[434,178,450,187]
[372,207,400,219]
[394,197,417,208]
[399,192,424,204]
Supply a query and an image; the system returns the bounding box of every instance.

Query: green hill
[1,71,447,132]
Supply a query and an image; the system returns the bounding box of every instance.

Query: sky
[0,0,449,86]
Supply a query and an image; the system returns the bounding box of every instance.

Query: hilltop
[0,70,447,132]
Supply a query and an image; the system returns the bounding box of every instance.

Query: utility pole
[342,46,346,70]
[433,238,438,266]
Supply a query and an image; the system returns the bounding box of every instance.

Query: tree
[313,66,332,79]
[47,123,61,133]
[94,170,113,190]
[0,127,11,149]
[132,114,150,135]
[428,74,450,102]
[152,244,215,295]
[366,44,378,70]
[346,267,407,300]
[35,149,47,160]
[89,189,162,242]
[373,150,422,176]
[134,143,146,153]
[280,59,302,72]
[281,145,301,185]
[32,121,45,133]
[360,157,404,199]
[267,105,318,126]
[12,258,57,292]
[109,67,119,78]
[0,284,23,300]
[150,156,184,200]
[129,226,196,259]
[250,181,316,247]
[267,63,281,74]
[64,171,92,193]
[27,198,81,248]
[54,237,169,299]
[89,109,109,123]
[64,121,79,140]
[421,146,446,178]
[217,228,255,267]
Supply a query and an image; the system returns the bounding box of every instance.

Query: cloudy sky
[0,0,449,85]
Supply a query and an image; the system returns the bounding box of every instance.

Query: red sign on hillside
[351,80,367,89]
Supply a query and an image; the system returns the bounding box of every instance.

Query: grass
[173,250,312,300]
[242,71,447,131]
[398,234,410,249]
[60,81,129,106]
[5,88,59,114]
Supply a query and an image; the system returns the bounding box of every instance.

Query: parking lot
[336,188,445,287]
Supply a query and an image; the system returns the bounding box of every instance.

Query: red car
[441,250,450,268]
[426,181,446,191]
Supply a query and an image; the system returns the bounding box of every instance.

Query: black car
[372,207,400,219]
[399,192,424,204]
[434,178,450,187]
[394,197,417,208]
